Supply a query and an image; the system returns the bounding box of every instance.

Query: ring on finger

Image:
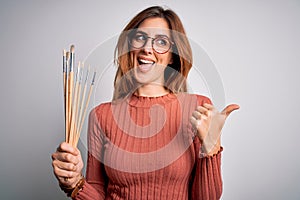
[64,177,69,182]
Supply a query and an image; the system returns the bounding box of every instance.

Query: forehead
[137,17,171,37]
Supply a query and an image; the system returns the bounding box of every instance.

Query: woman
[52,6,239,200]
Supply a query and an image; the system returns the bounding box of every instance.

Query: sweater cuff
[72,181,103,200]
[199,146,223,159]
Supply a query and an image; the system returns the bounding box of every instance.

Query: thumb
[221,104,240,117]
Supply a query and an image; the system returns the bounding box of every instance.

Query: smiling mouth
[137,58,155,73]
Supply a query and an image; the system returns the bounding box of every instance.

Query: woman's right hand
[52,142,84,189]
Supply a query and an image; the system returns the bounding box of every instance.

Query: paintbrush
[65,51,70,142]
[73,62,84,145]
[76,65,90,138]
[62,44,96,147]
[69,61,81,146]
[75,71,96,147]
[67,45,75,143]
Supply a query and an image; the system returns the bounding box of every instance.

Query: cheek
[157,53,172,65]
[130,51,138,65]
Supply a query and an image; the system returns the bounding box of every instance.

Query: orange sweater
[75,93,223,200]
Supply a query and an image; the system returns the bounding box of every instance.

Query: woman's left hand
[190,103,240,156]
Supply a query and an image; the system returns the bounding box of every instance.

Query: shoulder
[93,102,112,112]
[194,94,212,105]
[88,102,112,121]
[177,93,212,106]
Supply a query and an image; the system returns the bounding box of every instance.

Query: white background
[0,1,299,199]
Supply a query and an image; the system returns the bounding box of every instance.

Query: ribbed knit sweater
[75,93,223,200]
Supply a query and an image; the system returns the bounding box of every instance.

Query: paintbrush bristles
[70,45,75,53]
[66,52,70,60]
[63,45,95,147]
[69,45,75,72]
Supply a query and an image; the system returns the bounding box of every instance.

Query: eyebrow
[135,30,170,38]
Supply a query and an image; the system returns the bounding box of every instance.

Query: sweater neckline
[128,93,177,107]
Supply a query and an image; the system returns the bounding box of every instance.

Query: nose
[142,38,153,54]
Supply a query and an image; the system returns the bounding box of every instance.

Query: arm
[190,137,223,200]
[74,108,108,199]
[189,95,239,199]
[189,96,222,199]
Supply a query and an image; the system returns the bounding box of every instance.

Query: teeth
[139,58,154,64]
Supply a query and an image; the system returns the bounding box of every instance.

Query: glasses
[129,32,173,54]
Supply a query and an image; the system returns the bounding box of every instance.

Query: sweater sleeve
[190,136,223,200]
[189,95,223,200]
[74,108,108,200]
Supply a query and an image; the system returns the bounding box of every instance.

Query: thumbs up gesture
[190,103,240,157]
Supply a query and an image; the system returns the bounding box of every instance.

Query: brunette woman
[52,6,239,200]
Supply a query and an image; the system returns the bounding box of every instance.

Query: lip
[138,63,154,73]
[137,56,156,73]
[138,56,155,63]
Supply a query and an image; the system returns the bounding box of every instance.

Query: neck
[135,83,169,97]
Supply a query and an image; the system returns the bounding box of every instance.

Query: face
[130,17,173,85]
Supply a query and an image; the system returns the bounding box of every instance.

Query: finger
[60,176,78,186]
[59,174,82,188]
[60,176,82,189]
[52,152,80,165]
[190,116,201,128]
[53,163,78,179]
[54,168,80,187]
[192,110,202,120]
[57,142,79,156]
[52,159,77,172]
[196,106,209,116]
[203,103,214,110]
[221,104,240,117]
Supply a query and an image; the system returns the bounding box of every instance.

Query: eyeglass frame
[128,31,174,54]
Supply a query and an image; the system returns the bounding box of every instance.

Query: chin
[133,66,155,84]
[133,63,166,86]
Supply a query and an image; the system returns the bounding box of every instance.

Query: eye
[134,34,147,42]
[155,37,169,47]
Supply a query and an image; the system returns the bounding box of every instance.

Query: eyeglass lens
[130,33,172,54]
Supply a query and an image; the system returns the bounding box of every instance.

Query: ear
[169,55,173,65]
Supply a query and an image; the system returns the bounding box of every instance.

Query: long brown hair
[113,6,193,100]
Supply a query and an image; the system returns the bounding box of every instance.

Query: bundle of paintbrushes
[62,45,96,147]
